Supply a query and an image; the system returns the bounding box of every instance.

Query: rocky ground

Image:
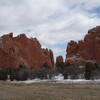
[0,81,100,100]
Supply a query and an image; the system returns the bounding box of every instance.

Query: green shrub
[0,69,8,80]
[84,62,95,80]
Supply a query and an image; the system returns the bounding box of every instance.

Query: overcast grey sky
[0,0,100,60]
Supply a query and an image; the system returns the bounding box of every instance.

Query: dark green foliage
[15,64,29,81]
[15,62,54,80]
[56,62,65,73]
[30,68,38,79]
[84,62,95,80]
[9,69,16,81]
[63,64,84,79]
[90,63,100,79]
[41,63,50,69]
[0,69,8,80]
[0,61,100,81]
[65,62,71,66]
[37,63,52,79]
[19,64,23,69]
[19,63,27,69]
[94,63,100,69]
[56,62,84,79]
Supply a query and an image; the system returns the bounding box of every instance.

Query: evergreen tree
[85,62,94,80]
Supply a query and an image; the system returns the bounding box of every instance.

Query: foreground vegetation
[0,62,100,100]
[0,81,100,100]
[0,62,100,81]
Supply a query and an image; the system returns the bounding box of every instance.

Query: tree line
[0,62,100,81]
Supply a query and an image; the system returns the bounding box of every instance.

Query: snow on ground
[11,79,100,84]
[10,74,100,84]
[55,79,100,84]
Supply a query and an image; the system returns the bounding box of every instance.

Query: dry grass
[0,81,100,100]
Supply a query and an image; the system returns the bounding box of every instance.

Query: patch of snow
[52,74,64,80]
[9,74,100,84]
[55,79,100,84]
[10,78,100,84]
[11,79,51,84]
[66,56,85,61]
[23,79,41,84]
[51,78,97,83]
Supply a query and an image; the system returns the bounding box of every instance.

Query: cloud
[0,0,100,59]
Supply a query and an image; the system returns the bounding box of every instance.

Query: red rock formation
[66,26,100,66]
[56,56,64,63]
[0,33,54,68]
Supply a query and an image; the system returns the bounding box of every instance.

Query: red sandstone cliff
[0,33,54,68]
[66,26,100,66]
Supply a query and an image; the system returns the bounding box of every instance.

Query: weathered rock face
[56,56,64,63]
[0,33,54,68]
[66,26,100,66]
